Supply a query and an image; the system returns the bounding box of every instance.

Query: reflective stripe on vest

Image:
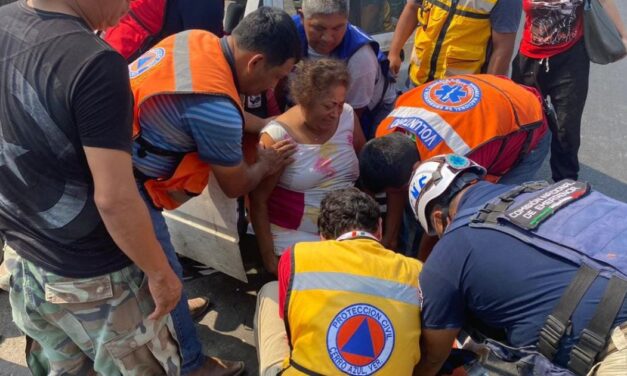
[129,30,243,210]
[410,0,496,85]
[282,239,422,375]
[388,106,472,155]
[292,272,423,307]
[173,32,194,91]
[376,75,545,174]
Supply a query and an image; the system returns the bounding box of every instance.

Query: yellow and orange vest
[376,74,545,181]
[129,30,244,210]
[282,238,422,375]
[410,0,497,86]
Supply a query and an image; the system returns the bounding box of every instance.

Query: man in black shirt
[0,0,186,374]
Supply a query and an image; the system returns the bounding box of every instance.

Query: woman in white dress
[250,59,366,275]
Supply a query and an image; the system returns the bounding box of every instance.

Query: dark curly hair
[318,188,380,239]
[290,58,350,107]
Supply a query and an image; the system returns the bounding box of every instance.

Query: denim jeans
[499,131,551,185]
[512,40,590,181]
[140,188,205,374]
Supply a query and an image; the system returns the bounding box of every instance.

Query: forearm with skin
[216,161,270,199]
[390,4,420,57]
[240,162,270,196]
[487,32,516,76]
[383,189,406,250]
[95,187,171,278]
[600,0,627,38]
[244,111,270,134]
[487,52,511,76]
[412,355,447,376]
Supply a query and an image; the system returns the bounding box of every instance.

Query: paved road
[1,4,627,374]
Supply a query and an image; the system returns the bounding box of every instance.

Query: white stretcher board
[163,174,247,282]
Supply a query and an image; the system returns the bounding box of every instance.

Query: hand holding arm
[212,139,296,198]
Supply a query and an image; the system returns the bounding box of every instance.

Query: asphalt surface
[1,4,627,374]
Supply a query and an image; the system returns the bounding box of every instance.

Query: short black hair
[359,133,420,193]
[232,7,302,67]
[318,188,380,239]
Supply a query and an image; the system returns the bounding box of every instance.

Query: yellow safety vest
[409,0,497,86]
[281,237,423,375]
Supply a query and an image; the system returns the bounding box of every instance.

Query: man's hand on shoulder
[257,139,296,176]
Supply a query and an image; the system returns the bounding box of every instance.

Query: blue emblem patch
[445,154,471,169]
[129,48,166,78]
[327,304,395,375]
[390,117,443,151]
[423,78,482,112]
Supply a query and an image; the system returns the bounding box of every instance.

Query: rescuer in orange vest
[128,8,301,375]
[359,74,550,259]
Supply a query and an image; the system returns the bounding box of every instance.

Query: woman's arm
[249,133,285,276]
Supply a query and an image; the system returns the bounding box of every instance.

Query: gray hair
[301,0,348,18]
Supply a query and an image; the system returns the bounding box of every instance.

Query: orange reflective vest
[282,238,422,375]
[376,74,545,180]
[129,30,243,210]
[410,0,497,85]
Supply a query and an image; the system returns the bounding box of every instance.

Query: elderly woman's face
[303,13,348,55]
[303,84,347,130]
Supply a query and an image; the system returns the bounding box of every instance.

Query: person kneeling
[410,154,627,376]
[254,188,423,375]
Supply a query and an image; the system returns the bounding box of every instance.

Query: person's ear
[432,208,447,238]
[247,54,265,74]
[375,217,383,240]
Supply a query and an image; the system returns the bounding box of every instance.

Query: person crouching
[254,188,423,375]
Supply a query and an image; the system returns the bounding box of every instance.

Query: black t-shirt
[0,2,133,277]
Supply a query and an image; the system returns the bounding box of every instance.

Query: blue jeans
[140,189,205,374]
[499,131,551,185]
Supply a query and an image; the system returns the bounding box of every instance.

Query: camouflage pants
[5,245,181,375]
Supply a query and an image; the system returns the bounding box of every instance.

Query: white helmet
[408,154,487,235]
